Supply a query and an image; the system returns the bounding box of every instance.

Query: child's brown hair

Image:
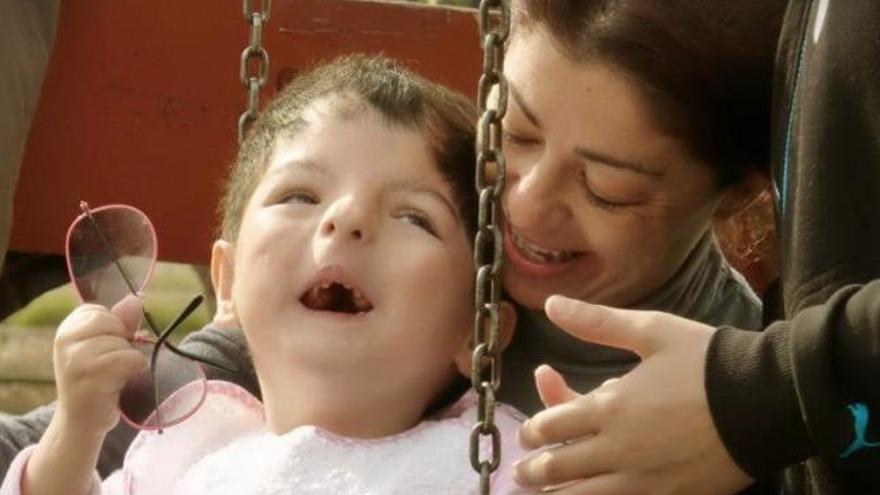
[220,54,478,244]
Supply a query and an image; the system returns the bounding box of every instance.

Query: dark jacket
[706,1,880,493]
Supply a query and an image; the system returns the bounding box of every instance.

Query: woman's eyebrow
[510,85,542,128]
[384,180,461,223]
[575,147,665,179]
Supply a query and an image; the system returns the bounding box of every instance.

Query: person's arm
[0,405,55,479]
[708,281,880,488]
[177,326,258,395]
[514,285,880,493]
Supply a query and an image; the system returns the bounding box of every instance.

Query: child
[2,55,530,495]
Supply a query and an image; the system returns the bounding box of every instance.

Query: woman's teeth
[511,229,578,263]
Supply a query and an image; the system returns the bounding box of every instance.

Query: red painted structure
[11,0,481,264]
[10,0,775,292]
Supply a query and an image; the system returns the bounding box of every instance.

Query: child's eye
[282,191,318,205]
[399,212,437,236]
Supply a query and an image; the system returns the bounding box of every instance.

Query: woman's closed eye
[579,170,638,211]
[502,130,541,147]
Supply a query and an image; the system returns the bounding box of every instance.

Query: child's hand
[53,295,148,438]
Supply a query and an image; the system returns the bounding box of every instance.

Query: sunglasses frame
[65,202,227,432]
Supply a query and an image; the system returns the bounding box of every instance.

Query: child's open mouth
[300,280,374,315]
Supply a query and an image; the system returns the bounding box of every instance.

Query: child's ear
[210,240,240,330]
[453,301,517,376]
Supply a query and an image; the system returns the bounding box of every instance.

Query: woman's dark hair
[518,0,787,185]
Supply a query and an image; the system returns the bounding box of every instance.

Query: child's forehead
[266,111,440,182]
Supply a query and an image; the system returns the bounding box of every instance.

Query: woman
[0,0,786,486]
[498,0,785,413]
[517,1,880,494]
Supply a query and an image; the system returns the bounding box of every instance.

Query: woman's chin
[503,269,574,311]
[503,266,633,311]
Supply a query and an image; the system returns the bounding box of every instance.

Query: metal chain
[471,1,510,493]
[238,0,272,143]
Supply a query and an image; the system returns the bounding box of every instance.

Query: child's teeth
[352,289,372,311]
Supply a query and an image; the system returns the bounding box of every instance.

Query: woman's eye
[282,191,318,205]
[579,170,629,211]
[400,212,437,236]
[502,131,540,147]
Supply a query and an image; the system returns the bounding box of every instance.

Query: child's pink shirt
[1,381,534,494]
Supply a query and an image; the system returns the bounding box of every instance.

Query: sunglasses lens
[67,207,155,307]
[118,339,207,430]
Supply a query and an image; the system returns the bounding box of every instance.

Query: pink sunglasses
[65,202,231,432]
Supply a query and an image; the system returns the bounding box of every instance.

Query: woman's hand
[513,296,753,495]
[53,294,147,436]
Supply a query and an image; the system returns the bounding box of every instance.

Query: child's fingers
[110,294,143,334]
[62,346,148,398]
[63,334,140,364]
[58,335,145,381]
[56,305,139,346]
[90,348,149,388]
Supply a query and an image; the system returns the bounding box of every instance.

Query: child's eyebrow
[384,180,461,224]
[265,158,331,180]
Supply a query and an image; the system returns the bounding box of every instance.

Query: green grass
[2,263,212,337]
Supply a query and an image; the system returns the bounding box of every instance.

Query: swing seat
[9,0,776,293]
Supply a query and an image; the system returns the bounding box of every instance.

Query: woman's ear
[453,301,518,376]
[714,170,769,220]
[210,239,239,330]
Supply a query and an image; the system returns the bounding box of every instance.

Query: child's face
[214,107,475,435]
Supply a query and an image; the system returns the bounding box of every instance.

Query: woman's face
[501,27,724,310]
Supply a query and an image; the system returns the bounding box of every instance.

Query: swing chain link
[238,0,272,143]
[471,1,510,493]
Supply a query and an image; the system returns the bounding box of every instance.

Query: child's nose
[321,220,363,241]
[319,197,372,242]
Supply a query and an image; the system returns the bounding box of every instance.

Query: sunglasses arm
[146,296,239,374]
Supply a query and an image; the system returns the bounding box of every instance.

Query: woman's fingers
[534,364,578,408]
[550,474,641,495]
[514,435,612,488]
[544,295,661,357]
[519,394,601,450]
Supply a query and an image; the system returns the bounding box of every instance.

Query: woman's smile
[504,222,583,278]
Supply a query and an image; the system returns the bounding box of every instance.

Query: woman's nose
[506,155,568,229]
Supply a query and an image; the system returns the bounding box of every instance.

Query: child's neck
[258,374,439,438]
